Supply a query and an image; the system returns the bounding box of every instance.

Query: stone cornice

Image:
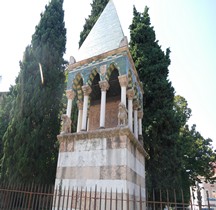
[57,127,149,158]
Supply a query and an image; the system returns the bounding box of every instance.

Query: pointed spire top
[76,0,125,61]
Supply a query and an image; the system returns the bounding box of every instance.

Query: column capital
[77,100,83,110]
[133,100,139,110]
[82,85,92,96]
[118,75,128,87]
[66,89,75,100]
[99,80,110,91]
[138,110,144,119]
[127,89,135,100]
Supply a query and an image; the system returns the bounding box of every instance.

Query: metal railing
[0,183,194,210]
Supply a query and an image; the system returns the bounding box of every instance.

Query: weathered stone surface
[57,127,148,157]
[89,98,120,130]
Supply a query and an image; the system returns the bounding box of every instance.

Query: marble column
[118,75,128,107]
[127,89,134,131]
[66,89,75,118]
[133,100,139,139]
[138,110,144,142]
[81,85,92,131]
[76,100,83,132]
[99,80,110,128]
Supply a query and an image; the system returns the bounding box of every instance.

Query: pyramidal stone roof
[76,0,125,62]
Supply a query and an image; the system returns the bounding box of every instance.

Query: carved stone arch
[105,62,120,81]
[87,68,99,86]
[72,73,83,101]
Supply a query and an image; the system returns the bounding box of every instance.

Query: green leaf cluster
[129,6,216,196]
[130,6,180,189]
[0,0,66,184]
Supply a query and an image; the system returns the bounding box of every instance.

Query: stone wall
[55,127,147,197]
[89,97,120,130]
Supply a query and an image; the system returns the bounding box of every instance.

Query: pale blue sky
[0,0,215,147]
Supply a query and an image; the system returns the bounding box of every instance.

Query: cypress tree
[79,0,109,47]
[1,0,66,184]
[0,87,16,168]
[129,6,180,189]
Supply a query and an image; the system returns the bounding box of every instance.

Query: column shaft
[81,95,89,131]
[128,99,133,131]
[77,110,83,132]
[118,75,128,107]
[127,89,135,132]
[100,91,107,128]
[138,118,142,135]
[134,110,138,138]
[99,80,109,129]
[121,86,127,107]
[66,99,72,117]
[66,90,75,118]
[81,85,92,131]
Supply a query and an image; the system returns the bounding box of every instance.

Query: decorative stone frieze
[57,127,149,158]
[99,80,110,91]
[82,85,92,96]
[66,89,75,100]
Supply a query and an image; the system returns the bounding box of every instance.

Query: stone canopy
[64,0,144,134]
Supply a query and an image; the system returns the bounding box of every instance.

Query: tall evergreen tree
[0,87,16,168]
[79,0,109,47]
[174,95,216,187]
[129,6,181,189]
[1,0,66,184]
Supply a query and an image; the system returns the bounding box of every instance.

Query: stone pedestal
[53,127,147,209]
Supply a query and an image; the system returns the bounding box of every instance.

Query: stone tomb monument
[53,0,148,209]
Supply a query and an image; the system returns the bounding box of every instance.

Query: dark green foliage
[179,125,216,184]
[173,95,216,202]
[1,0,66,184]
[0,88,16,166]
[175,96,216,185]
[79,0,109,47]
[129,6,180,189]
[129,5,216,196]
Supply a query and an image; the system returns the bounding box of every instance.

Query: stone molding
[66,89,75,100]
[77,100,83,110]
[99,80,110,92]
[57,127,149,158]
[127,89,135,100]
[82,85,92,96]
[118,75,128,87]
